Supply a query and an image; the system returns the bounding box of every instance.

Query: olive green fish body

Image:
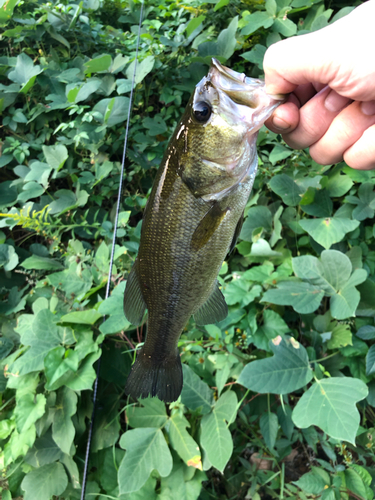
[124,59,284,402]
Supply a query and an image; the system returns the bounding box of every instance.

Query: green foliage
[0,0,374,499]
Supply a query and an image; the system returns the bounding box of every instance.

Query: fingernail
[361,100,375,116]
[272,115,291,131]
[324,90,350,112]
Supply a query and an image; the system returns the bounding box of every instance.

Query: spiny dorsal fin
[123,259,147,325]
[194,281,228,325]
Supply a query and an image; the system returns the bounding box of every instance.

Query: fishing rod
[80,2,145,498]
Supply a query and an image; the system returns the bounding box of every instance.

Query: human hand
[263,0,375,170]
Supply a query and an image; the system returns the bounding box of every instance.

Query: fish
[123,58,285,403]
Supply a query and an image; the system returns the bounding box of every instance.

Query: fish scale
[123,58,285,402]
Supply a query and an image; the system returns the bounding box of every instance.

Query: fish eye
[193,101,212,123]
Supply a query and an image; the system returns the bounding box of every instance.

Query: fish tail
[125,349,183,403]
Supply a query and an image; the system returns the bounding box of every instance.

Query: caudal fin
[125,349,183,403]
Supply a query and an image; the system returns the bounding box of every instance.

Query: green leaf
[21,255,64,271]
[344,468,368,499]
[118,427,173,494]
[127,397,168,428]
[292,377,368,444]
[99,281,131,334]
[186,15,205,36]
[0,0,18,23]
[168,413,202,469]
[366,345,375,376]
[347,183,375,221]
[60,309,102,325]
[198,17,238,61]
[200,391,237,472]
[8,53,42,91]
[273,17,297,36]
[269,144,293,165]
[21,462,68,500]
[52,387,78,454]
[295,471,327,494]
[84,54,112,74]
[238,336,313,393]
[240,206,272,242]
[44,347,79,391]
[269,174,304,206]
[241,11,274,35]
[126,55,155,84]
[0,243,18,271]
[15,394,46,433]
[65,350,101,391]
[24,431,64,467]
[240,44,266,70]
[326,164,353,197]
[262,281,324,314]
[93,96,130,127]
[259,412,278,450]
[299,217,360,249]
[180,364,214,414]
[47,262,93,300]
[42,145,68,171]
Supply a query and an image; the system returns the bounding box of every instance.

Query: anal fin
[123,259,147,325]
[194,281,228,325]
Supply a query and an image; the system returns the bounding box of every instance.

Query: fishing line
[80,2,144,498]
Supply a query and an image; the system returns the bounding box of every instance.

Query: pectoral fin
[194,281,228,325]
[191,202,229,251]
[228,211,244,255]
[123,259,147,325]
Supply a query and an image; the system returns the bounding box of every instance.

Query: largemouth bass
[124,58,284,402]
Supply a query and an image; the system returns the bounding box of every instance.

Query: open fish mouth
[207,58,286,124]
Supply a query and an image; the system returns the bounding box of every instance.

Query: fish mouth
[208,58,286,124]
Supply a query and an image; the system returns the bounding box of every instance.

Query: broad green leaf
[24,431,64,467]
[47,262,93,300]
[240,206,272,242]
[99,281,131,334]
[299,217,360,249]
[269,144,293,165]
[326,165,353,197]
[84,54,112,74]
[60,309,102,325]
[21,462,68,500]
[15,394,46,433]
[241,11,274,35]
[347,183,375,221]
[168,413,202,469]
[326,323,352,350]
[118,427,173,494]
[180,364,214,414]
[126,55,155,85]
[273,17,297,36]
[252,309,289,351]
[127,397,167,428]
[366,345,375,376]
[238,336,313,394]
[186,15,205,36]
[259,412,278,450]
[295,471,327,494]
[200,392,236,472]
[21,255,64,271]
[8,53,42,91]
[65,350,101,391]
[0,0,18,23]
[44,347,79,391]
[198,17,238,61]
[42,144,68,171]
[262,281,324,314]
[240,44,266,70]
[292,377,368,444]
[4,426,36,466]
[52,387,78,454]
[344,468,368,500]
[93,96,130,127]
[269,174,304,206]
[357,325,375,340]
[0,243,18,271]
